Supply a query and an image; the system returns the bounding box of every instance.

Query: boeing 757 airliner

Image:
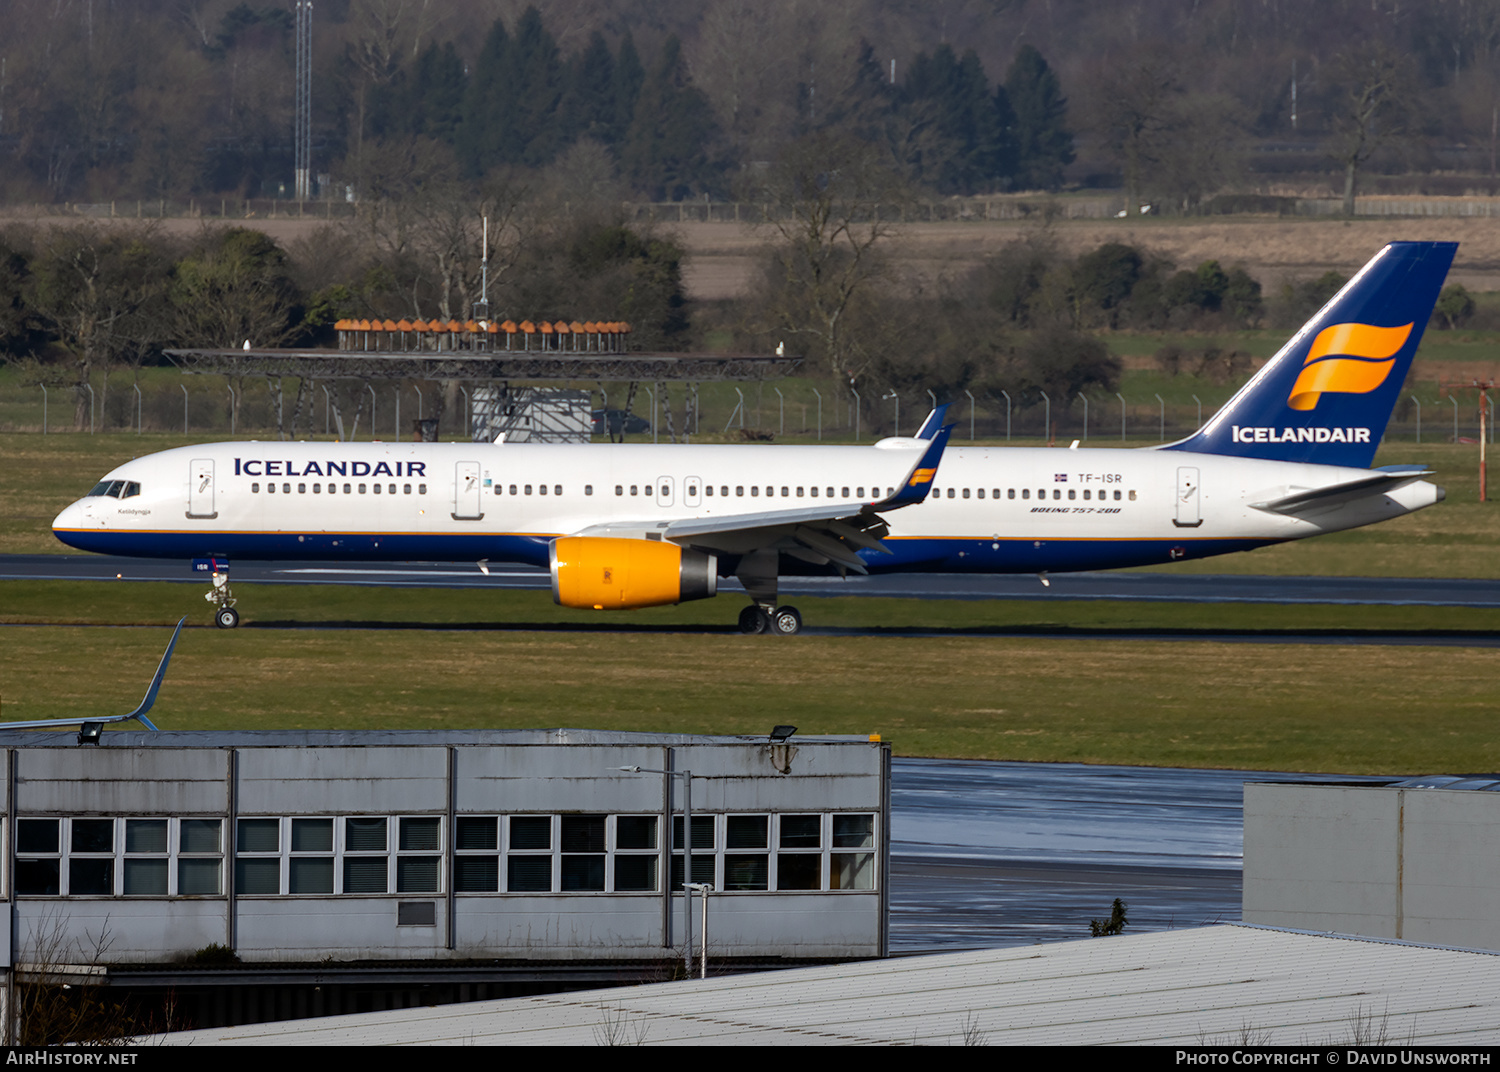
[54,241,1456,634]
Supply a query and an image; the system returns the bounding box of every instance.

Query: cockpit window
[85,480,140,499]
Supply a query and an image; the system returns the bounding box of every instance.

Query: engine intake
[550,536,718,610]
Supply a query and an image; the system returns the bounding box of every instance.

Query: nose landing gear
[206,570,240,628]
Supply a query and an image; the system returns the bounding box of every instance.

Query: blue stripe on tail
[1164,241,1457,468]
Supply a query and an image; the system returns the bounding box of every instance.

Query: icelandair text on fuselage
[1176,1053,1490,1066]
[1232,426,1372,444]
[233,459,427,478]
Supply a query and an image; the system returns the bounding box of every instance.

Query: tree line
[9,0,1500,210]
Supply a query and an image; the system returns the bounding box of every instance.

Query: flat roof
[162,925,1500,1046]
[0,728,878,749]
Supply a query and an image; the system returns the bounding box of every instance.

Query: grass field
[1,584,1498,775]
[4,412,1499,777]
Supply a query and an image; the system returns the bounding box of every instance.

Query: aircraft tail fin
[1164,241,1457,468]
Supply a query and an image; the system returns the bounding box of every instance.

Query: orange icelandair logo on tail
[908,467,936,487]
[1286,321,1413,411]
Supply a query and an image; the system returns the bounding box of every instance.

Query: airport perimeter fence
[14,194,1500,227]
[0,373,1487,447]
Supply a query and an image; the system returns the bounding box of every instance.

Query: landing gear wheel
[771,605,802,635]
[738,606,770,635]
[215,607,240,630]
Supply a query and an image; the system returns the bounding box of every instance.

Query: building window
[397,817,441,893]
[290,818,334,894]
[16,817,223,898]
[232,816,440,896]
[670,816,716,888]
[507,815,552,892]
[560,815,605,892]
[343,817,388,893]
[455,817,499,892]
[724,815,769,891]
[614,816,658,893]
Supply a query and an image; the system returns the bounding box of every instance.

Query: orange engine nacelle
[550,537,718,610]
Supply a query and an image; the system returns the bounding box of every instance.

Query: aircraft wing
[573,418,954,574]
[1249,465,1435,514]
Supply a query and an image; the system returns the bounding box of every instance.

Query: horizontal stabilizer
[1250,467,1434,514]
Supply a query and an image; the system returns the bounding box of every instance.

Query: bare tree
[24,224,173,429]
[1093,55,1180,216]
[1330,44,1418,216]
[749,131,906,382]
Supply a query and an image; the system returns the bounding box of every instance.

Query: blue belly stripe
[55,528,1277,576]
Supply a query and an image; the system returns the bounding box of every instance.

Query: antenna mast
[294,1,313,200]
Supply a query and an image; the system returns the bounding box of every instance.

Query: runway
[6,554,1500,607]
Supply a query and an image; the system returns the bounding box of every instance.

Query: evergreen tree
[612,32,645,149]
[504,7,565,168]
[410,42,466,145]
[620,36,719,200]
[900,46,1009,194]
[459,17,512,175]
[561,31,618,146]
[457,8,565,173]
[1005,44,1074,192]
[820,40,897,149]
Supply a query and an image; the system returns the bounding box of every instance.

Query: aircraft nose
[52,500,87,540]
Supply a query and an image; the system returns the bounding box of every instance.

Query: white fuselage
[52,439,1441,575]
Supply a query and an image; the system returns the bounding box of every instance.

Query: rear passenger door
[453,461,484,520]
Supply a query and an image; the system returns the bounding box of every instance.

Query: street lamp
[615,765,697,975]
[687,883,713,979]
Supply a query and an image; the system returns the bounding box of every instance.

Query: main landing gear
[206,570,240,629]
[739,604,803,636]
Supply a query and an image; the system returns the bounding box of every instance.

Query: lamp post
[882,390,898,437]
[687,882,713,978]
[614,765,696,975]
